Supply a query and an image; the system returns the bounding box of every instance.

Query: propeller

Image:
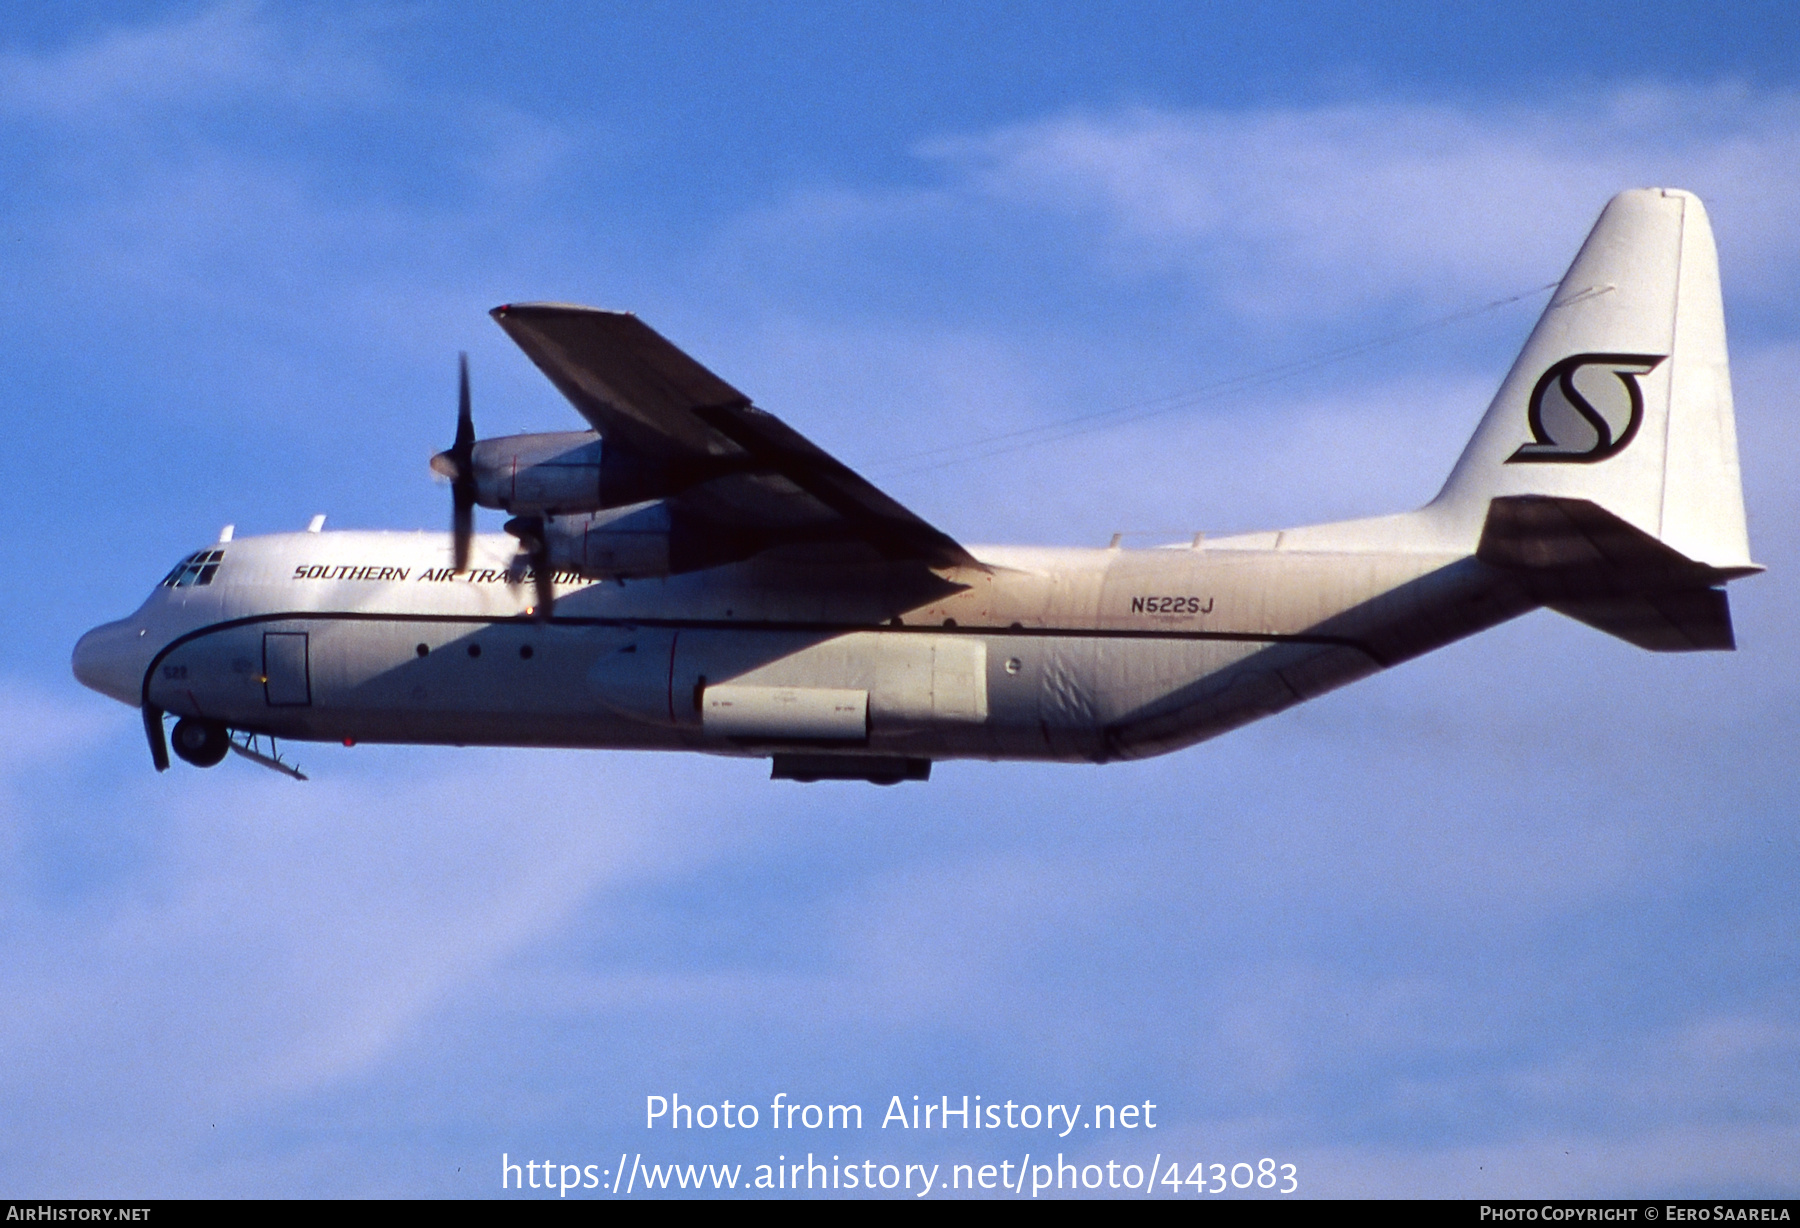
[505,515,556,621]
[429,353,478,573]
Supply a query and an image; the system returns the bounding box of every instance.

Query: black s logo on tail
[1507,353,1666,464]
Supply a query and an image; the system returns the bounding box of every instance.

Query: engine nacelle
[541,503,673,578]
[532,502,770,579]
[470,431,604,514]
[467,431,740,515]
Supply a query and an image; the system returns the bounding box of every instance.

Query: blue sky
[4,1,1799,1198]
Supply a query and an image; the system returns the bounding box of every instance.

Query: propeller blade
[532,538,555,621]
[449,352,476,573]
[503,515,556,620]
[453,496,473,573]
[455,352,474,452]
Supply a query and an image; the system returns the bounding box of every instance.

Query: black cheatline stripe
[141,610,1385,706]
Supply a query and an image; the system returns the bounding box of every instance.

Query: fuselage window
[159,548,226,588]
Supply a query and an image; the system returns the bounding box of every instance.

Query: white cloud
[915,89,1800,320]
[0,678,115,776]
[0,3,388,122]
[1134,1121,1800,1197]
[0,744,776,1194]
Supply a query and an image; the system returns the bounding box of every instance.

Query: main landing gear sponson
[170,717,230,768]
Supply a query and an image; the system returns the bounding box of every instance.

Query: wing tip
[489,302,637,322]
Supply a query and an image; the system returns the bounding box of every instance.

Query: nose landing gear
[170,717,230,767]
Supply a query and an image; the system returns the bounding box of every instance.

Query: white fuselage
[74,521,1531,765]
[69,190,1757,777]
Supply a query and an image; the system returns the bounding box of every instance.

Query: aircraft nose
[72,619,151,707]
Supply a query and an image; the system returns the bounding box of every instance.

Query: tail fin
[1432,188,1755,574]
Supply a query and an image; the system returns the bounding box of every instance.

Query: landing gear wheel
[171,717,230,768]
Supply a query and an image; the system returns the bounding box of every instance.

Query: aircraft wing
[490,303,979,569]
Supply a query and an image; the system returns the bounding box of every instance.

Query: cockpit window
[160,549,226,587]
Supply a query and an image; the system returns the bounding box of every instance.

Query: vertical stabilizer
[1431,189,1753,572]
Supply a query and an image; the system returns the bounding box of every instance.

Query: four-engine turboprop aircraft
[73,189,1760,784]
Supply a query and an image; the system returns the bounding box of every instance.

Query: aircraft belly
[588,627,680,725]
[148,618,677,749]
[1025,636,1303,762]
[1033,637,1099,758]
[1098,641,1372,759]
[312,620,599,725]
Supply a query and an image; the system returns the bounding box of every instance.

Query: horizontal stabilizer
[1477,495,1755,587]
[1478,495,1751,652]
[1548,590,1734,652]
